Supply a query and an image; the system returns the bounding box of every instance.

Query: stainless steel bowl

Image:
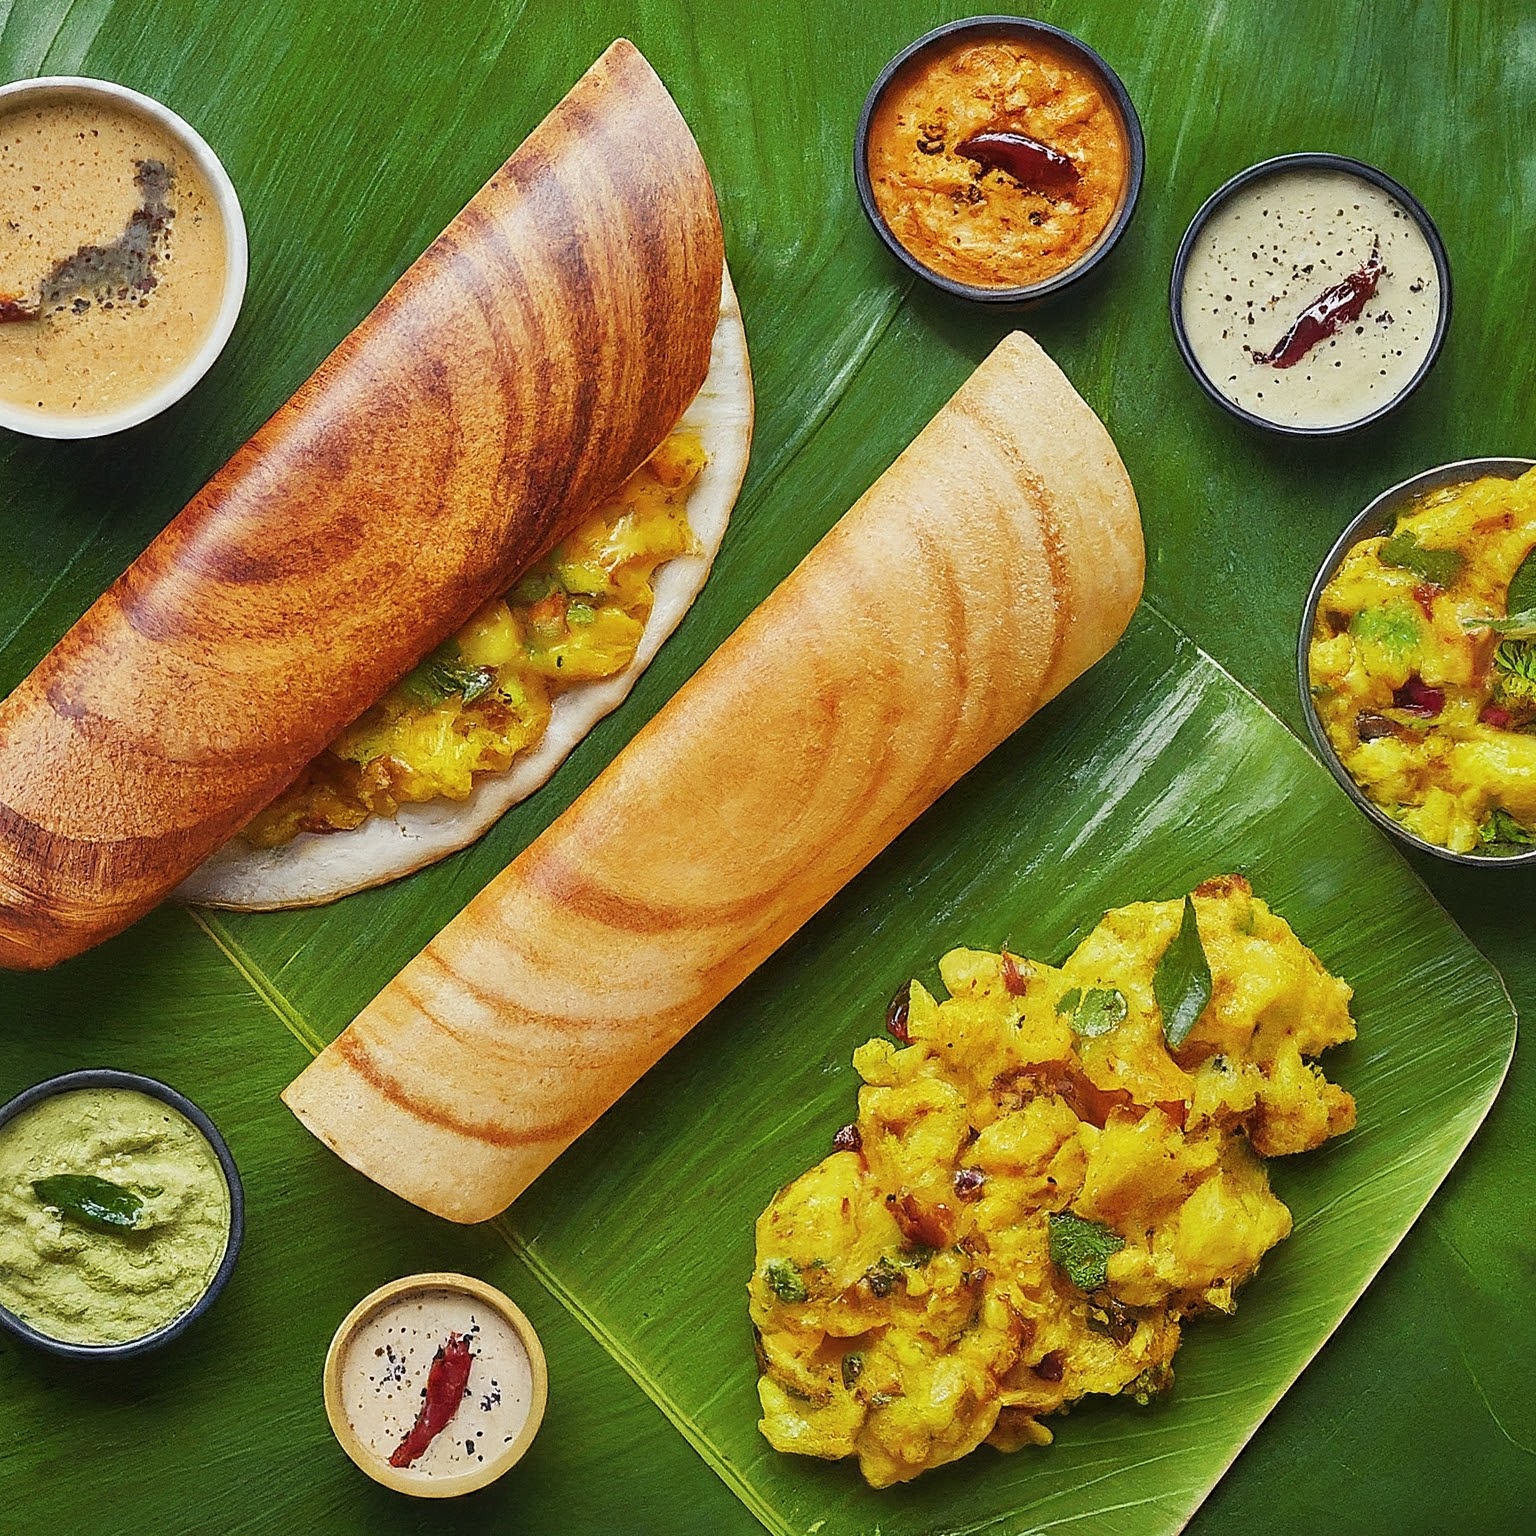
[1298,456,1536,868]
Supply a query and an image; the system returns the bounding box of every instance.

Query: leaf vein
[188,908,327,1057]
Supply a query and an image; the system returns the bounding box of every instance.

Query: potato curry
[749,877,1355,1487]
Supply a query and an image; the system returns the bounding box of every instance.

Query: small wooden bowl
[322,1271,548,1498]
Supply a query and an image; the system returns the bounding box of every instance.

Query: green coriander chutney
[0,1087,230,1345]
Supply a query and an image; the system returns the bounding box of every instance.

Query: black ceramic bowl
[1299,457,1536,868]
[853,15,1144,305]
[1170,152,1452,438]
[0,1069,244,1361]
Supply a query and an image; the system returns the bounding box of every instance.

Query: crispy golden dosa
[284,333,1145,1223]
[0,40,723,970]
[178,268,753,910]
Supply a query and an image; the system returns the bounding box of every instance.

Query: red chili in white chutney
[389,1333,474,1468]
[1254,241,1384,368]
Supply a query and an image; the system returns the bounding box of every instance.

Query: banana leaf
[0,1,1531,1534]
[208,605,1515,1536]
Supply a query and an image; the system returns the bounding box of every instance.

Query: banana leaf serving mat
[1,2,1532,1534]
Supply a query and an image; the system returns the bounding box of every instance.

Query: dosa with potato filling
[0,39,723,970]
[284,332,1145,1223]
[178,269,751,911]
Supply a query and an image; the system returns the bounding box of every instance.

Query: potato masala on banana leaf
[749,876,1356,1488]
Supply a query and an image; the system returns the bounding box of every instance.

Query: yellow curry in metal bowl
[243,431,707,847]
[750,877,1354,1488]
[1307,466,1536,857]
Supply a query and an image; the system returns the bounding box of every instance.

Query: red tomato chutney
[866,35,1129,290]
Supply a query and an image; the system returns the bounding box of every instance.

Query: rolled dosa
[284,332,1145,1223]
[0,39,723,970]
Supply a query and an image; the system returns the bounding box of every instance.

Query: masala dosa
[284,332,1145,1223]
[178,267,752,910]
[0,40,723,969]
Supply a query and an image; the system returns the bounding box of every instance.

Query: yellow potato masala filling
[242,432,707,847]
[1308,467,1536,855]
[750,877,1355,1488]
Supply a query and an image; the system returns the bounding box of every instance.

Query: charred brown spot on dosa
[393,963,637,1079]
[954,396,1072,703]
[332,1030,590,1149]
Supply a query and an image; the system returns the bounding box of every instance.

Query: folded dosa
[0,39,722,969]
[284,332,1145,1222]
[178,267,752,910]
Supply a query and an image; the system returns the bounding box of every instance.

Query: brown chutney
[866,34,1129,291]
[0,91,227,421]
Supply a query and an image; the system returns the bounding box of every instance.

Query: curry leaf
[861,1256,902,1298]
[1477,808,1536,854]
[1056,985,1128,1037]
[1459,551,1536,640]
[32,1173,144,1232]
[1491,640,1536,711]
[1494,640,1536,684]
[1461,612,1536,639]
[1048,1211,1125,1292]
[1155,896,1213,1048]
[509,570,559,605]
[1379,529,1464,587]
[398,641,498,707]
[762,1258,807,1303]
[1506,546,1536,618]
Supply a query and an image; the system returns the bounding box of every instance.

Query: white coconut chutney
[338,1288,537,1482]
[1179,168,1441,430]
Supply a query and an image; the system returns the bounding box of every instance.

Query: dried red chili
[388,1333,474,1468]
[955,131,1080,196]
[894,1192,954,1250]
[1000,950,1029,997]
[1034,1349,1066,1382]
[1255,241,1384,368]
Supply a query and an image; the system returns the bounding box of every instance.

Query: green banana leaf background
[0,1,1531,1532]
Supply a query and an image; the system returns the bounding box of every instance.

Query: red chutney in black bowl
[856,17,1143,301]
